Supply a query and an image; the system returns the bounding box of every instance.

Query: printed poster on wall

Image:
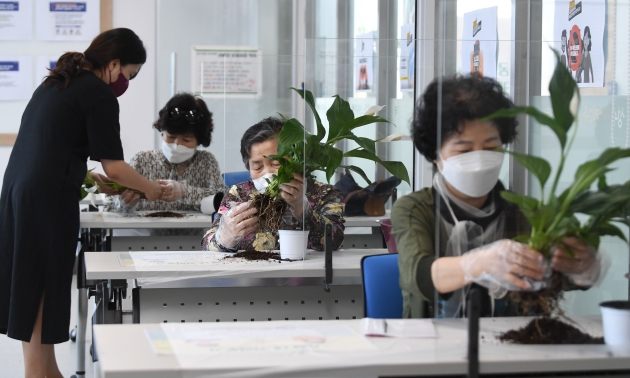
[0,0,33,40]
[35,0,99,41]
[554,0,605,87]
[191,46,262,99]
[35,55,57,84]
[354,32,373,93]
[461,6,498,79]
[399,23,414,93]
[0,56,33,100]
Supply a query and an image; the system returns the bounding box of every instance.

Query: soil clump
[224,249,296,262]
[143,211,186,218]
[499,317,603,344]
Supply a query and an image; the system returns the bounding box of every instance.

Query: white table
[93,316,630,378]
[85,249,385,326]
[342,210,390,227]
[85,249,380,281]
[79,211,215,229]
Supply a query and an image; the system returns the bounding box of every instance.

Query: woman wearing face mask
[102,93,227,234]
[201,117,345,252]
[0,28,163,376]
[392,75,603,319]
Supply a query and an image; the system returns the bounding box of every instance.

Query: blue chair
[361,253,403,318]
[222,171,251,188]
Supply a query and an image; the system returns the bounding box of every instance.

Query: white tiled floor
[0,275,96,378]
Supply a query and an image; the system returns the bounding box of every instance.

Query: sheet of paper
[461,6,498,79]
[35,0,99,41]
[354,32,374,93]
[146,323,377,355]
[553,0,605,87]
[399,23,415,93]
[0,56,32,100]
[361,318,437,338]
[0,0,33,40]
[119,252,231,267]
[35,55,57,84]
[191,45,262,99]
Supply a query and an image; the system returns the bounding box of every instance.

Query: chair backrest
[223,171,251,188]
[361,253,403,318]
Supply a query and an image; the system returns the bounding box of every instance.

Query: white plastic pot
[278,230,308,260]
[600,301,630,345]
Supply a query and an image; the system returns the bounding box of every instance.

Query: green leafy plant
[484,50,630,258]
[263,87,410,198]
[80,169,143,201]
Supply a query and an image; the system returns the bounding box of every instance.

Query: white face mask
[252,173,276,192]
[162,141,196,164]
[439,150,504,198]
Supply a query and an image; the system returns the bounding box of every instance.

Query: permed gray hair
[240,117,285,169]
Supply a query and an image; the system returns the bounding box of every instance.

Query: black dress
[0,72,124,344]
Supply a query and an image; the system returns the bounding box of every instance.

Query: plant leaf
[326,95,354,141]
[278,118,307,147]
[593,222,628,243]
[325,148,344,183]
[340,115,390,132]
[291,87,326,142]
[339,165,372,185]
[343,149,410,184]
[483,106,566,148]
[549,48,578,135]
[345,135,376,155]
[506,150,552,189]
[572,148,630,195]
[513,234,531,243]
[500,191,539,221]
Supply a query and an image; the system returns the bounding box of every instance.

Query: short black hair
[412,74,518,162]
[153,92,214,147]
[240,117,284,169]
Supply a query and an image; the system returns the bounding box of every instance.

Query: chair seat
[361,253,402,319]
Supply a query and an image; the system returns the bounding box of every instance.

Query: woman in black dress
[0,28,163,377]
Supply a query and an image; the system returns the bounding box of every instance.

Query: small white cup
[278,230,308,260]
[600,301,630,345]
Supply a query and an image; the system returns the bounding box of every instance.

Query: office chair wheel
[70,327,77,342]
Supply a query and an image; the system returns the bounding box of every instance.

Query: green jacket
[391,187,529,318]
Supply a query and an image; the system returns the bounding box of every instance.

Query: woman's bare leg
[22,296,62,378]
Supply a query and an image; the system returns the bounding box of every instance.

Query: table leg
[75,287,87,377]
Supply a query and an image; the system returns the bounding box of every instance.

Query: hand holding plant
[483,49,630,316]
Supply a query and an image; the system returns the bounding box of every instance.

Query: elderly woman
[392,75,603,318]
[103,93,227,233]
[202,117,345,251]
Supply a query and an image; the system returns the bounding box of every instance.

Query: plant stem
[545,119,579,236]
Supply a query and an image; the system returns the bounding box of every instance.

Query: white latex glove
[552,237,609,287]
[460,239,549,299]
[215,202,258,248]
[114,189,141,213]
[280,173,308,219]
[159,180,186,202]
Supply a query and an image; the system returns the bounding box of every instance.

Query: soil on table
[224,249,297,263]
[499,317,603,344]
[143,211,186,218]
